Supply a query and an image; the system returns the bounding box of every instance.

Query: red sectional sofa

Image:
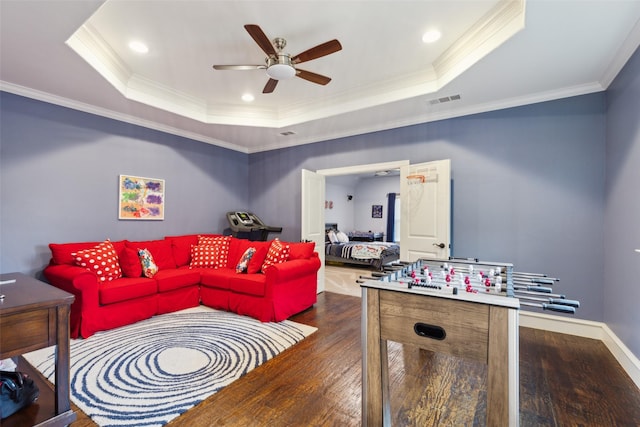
[44,235,321,339]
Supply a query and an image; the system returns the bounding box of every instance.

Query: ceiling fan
[213,24,342,94]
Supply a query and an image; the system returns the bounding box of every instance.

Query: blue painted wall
[0,92,249,277]
[604,46,640,357]
[250,94,607,323]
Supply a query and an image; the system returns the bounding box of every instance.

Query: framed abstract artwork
[372,204,383,218]
[118,175,165,220]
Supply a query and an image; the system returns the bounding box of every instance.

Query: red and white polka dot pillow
[189,244,227,269]
[194,236,230,267]
[72,239,122,282]
[261,239,290,273]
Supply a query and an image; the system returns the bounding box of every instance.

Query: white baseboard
[519,311,640,389]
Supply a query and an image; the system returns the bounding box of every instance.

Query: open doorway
[323,168,403,296]
[308,161,408,294]
[303,159,451,295]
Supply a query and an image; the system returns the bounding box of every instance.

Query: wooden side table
[0,272,76,427]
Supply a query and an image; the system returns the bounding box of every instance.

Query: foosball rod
[519,301,575,314]
[512,284,554,294]
[387,270,556,294]
[515,294,580,308]
[513,287,566,298]
[513,271,560,280]
[512,277,558,286]
[513,274,560,283]
[511,278,556,289]
[390,272,568,299]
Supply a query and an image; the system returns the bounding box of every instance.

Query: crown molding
[0,81,249,154]
[64,0,525,129]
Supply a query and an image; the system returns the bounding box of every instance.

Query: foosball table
[359,257,580,427]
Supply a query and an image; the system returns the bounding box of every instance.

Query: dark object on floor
[1,370,39,419]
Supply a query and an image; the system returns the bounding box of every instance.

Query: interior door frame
[317,160,410,179]
[312,161,409,293]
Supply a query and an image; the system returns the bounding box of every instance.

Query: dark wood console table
[0,272,76,427]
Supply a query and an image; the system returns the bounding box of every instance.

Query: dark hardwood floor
[13,291,640,426]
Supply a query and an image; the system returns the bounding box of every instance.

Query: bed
[324,223,400,270]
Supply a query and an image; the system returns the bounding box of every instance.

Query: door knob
[433,242,445,249]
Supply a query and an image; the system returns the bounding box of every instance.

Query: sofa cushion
[261,239,290,273]
[126,239,176,270]
[288,242,315,260]
[229,274,267,297]
[72,240,123,282]
[154,269,201,292]
[138,248,158,278]
[235,247,255,273]
[119,246,142,277]
[199,268,237,290]
[99,277,157,305]
[50,240,127,266]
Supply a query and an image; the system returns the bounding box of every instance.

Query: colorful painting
[118,175,165,220]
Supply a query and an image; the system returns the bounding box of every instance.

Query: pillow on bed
[336,231,349,243]
[327,230,339,244]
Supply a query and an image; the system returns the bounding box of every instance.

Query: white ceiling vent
[428,94,461,105]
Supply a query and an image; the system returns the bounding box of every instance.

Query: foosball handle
[530,278,557,285]
[549,298,580,308]
[542,303,576,314]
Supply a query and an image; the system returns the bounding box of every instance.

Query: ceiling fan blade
[263,78,278,93]
[296,69,332,85]
[213,65,265,70]
[244,24,276,57]
[292,39,342,64]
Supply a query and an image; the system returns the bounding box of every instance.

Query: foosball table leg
[487,306,520,426]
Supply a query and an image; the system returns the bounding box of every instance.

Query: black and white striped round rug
[24,306,316,426]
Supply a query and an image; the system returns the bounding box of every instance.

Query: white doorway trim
[317,160,410,177]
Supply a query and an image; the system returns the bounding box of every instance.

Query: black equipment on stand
[224,211,283,241]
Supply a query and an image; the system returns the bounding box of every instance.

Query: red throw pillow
[261,239,290,273]
[72,240,122,282]
[288,242,315,260]
[119,246,142,277]
[165,234,199,267]
[247,242,270,274]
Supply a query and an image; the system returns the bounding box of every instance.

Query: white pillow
[327,230,339,243]
[336,231,349,243]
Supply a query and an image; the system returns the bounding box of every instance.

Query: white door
[301,169,326,293]
[400,159,451,261]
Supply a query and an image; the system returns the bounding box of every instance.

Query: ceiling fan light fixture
[266,63,296,80]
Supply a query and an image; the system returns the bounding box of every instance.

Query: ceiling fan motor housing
[266,54,296,80]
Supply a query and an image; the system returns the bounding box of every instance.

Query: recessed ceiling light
[241,93,255,102]
[128,40,149,54]
[422,30,441,44]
